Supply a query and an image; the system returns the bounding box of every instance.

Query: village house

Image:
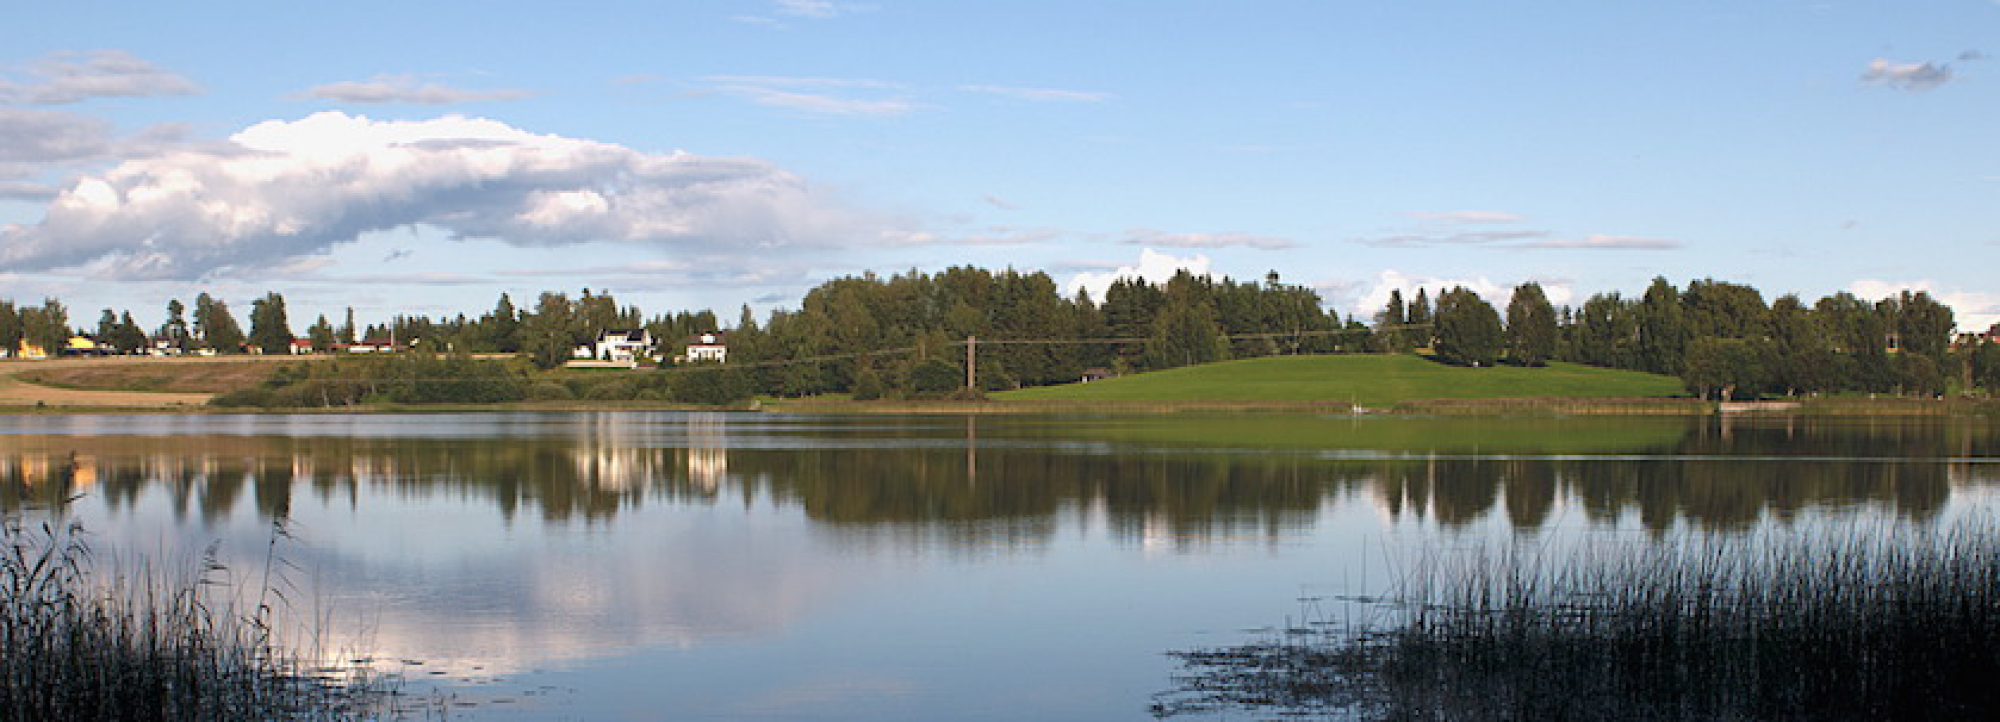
[572,329,655,365]
[147,336,184,357]
[336,337,402,354]
[683,332,727,364]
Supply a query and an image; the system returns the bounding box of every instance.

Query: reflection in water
[1,412,1994,718]
[3,414,1993,538]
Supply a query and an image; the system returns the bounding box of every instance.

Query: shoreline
[3,395,1993,417]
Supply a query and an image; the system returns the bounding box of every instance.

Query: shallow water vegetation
[1157,521,2000,720]
[1,518,390,721]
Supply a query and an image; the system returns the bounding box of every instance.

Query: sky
[1,0,1995,333]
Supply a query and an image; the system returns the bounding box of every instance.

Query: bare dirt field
[0,356,298,409]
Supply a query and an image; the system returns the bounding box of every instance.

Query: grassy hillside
[993,354,1684,407]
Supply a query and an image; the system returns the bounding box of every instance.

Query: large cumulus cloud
[0,111,862,278]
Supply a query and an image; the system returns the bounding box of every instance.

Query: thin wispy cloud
[1121,228,1296,250]
[703,76,913,116]
[1860,57,1956,91]
[298,74,533,104]
[1359,210,1672,251]
[733,1,857,28]
[961,84,1110,103]
[983,194,1020,210]
[1521,234,1681,250]
[1406,210,1526,224]
[776,0,841,18]
[0,50,199,105]
[1361,229,1549,248]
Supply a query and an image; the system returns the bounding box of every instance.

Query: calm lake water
[3,412,1996,720]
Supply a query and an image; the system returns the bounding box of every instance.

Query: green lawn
[994,354,1684,407]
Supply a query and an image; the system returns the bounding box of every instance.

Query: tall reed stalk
[1157,520,2000,720]
[2,517,388,721]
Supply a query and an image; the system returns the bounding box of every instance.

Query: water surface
[2,412,1993,719]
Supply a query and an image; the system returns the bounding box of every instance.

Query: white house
[684,332,727,364]
[574,329,655,364]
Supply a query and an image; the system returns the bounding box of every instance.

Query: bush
[905,358,962,399]
[527,380,574,401]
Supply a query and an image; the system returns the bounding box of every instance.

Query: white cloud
[0,50,199,105]
[0,111,869,279]
[1860,58,1955,91]
[1064,248,1212,301]
[1120,228,1296,250]
[961,85,1110,103]
[1848,279,1998,334]
[297,75,533,105]
[1345,269,1574,322]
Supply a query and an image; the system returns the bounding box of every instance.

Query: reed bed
[2,517,390,721]
[1157,520,2000,720]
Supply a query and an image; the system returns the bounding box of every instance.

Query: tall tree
[192,293,245,353]
[1374,289,1410,353]
[483,293,521,352]
[521,291,579,369]
[307,314,337,351]
[1635,277,1689,375]
[19,299,69,357]
[0,302,20,355]
[96,309,119,343]
[1766,294,1832,396]
[1408,288,1434,348]
[1683,337,1772,400]
[1504,282,1558,366]
[112,312,146,353]
[1889,290,1954,359]
[248,292,294,354]
[160,298,190,349]
[1434,287,1503,367]
[340,307,357,344]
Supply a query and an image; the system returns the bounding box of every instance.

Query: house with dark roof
[574,329,655,365]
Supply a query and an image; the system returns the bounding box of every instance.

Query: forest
[4,267,1998,403]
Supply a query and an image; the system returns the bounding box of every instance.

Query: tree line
[5,268,1998,402]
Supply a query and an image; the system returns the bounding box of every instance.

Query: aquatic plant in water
[1156,520,2000,720]
[1,517,394,721]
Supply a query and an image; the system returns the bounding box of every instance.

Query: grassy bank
[1158,521,2000,720]
[2,518,387,720]
[15,361,282,394]
[997,354,1685,407]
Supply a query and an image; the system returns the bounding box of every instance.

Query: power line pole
[965,335,976,391]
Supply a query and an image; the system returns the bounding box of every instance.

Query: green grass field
[994,354,1684,407]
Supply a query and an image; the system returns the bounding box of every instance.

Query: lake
[2,412,1994,720]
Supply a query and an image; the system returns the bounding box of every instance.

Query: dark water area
[1,412,1994,719]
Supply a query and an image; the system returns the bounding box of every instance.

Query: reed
[1158,520,2000,720]
[1,517,390,721]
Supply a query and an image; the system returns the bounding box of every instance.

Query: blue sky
[2,0,1994,332]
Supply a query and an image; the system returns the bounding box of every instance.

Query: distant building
[147,336,184,357]
[683,332,727,364]
[573,329,655,365]
[1080,367,1116,383]
[337,338,401,354]
[290,338,315,355]
[62,336,103,356]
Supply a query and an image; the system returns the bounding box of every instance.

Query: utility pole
[966,335,976,391]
